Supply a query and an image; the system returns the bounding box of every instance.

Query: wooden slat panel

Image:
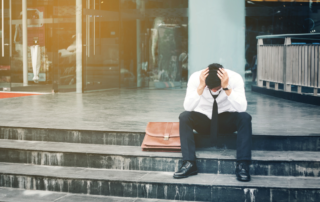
[271,46,274,82]
[284,45,288,85]
[290,46,294,84]
[311,46,315,87]
[301,46,305,85]
[291,46,295,85]
[275,46,278,83]
[287,46,292,84]
[285,46,289,84]
[286,45,292,92]
[262,46,265,81]
[296,46,298,85]
[275,45,278,82]
[265,46,269,81]
[301,45,304,86]
[280,46,284,83]
[298,45,301,85]
[297,46,300,84]
[258,46,262,82]
[305,46,308,86]
[276,46,278,83]
[318,45,320,88]
[292,46,297,85]
[272,46,274,81]
[298,45,302,85]
[310,45,313,87]
[261,46,265,81]
[313,45,316,87]
[257,46,260,80]
[267,46,274,81]
[270,45,273,81]
[275,46,280,83]
[261,46,264,81]
[259,46,262,80]
[315,45,318,88]
[307,46,310,86]
[257,44,320,88]
[266,46,269,81]
[266,46,268,81]
[295,45,299,85]
[292,46,295,84]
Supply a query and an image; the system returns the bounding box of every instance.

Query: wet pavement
[0,89,319,136]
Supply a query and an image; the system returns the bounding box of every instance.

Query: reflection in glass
[0,0,11,90]
[120,0,188,89]
[245,1,319,77]
[55,0,77,92]
[83,0,120,91]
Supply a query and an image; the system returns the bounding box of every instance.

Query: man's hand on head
[197,68,209,95]
[217,68,232,96]
[217,68,229,88]
[199,68,209,88]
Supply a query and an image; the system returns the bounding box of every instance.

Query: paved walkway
[0,89,319,136]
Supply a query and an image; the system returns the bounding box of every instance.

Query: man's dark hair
[205,63,224,89]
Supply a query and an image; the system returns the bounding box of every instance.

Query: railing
[257,33,320,96]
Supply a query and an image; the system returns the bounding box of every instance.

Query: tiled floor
[0,88,319,136]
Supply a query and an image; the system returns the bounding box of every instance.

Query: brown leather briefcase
[141,122,181,152]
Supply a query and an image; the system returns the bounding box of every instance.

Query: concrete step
[0,187,195,202]
[0,162,319,202]
[1,126,320,151]
[0,140,319,177]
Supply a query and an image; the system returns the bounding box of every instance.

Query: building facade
[0,0,319,93]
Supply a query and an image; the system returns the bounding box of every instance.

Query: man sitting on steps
[173,63,252,182]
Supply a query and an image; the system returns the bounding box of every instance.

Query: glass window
[54,0,77,92]
[245,1,320,83]
[119,0,189,89]
[0,0,78,93]
[0,0,13,90]
[83,0,120,91]
[2,0,319,93]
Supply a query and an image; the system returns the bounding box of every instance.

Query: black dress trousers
[179,111,252,161]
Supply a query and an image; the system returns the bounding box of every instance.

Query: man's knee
[237,112,252,123]
[179,111,193,122]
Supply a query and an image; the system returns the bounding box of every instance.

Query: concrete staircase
[0,127,319,202]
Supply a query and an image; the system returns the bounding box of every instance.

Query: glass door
[119,0,189,89]
[1,0,56,93]
[83,0,120,91]
[0,0,12,91]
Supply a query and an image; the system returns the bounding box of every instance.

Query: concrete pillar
[188,0,245,78]
[22,0,28,86]
[76,0,82,93]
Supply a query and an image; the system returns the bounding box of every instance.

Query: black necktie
[209,89,221,145]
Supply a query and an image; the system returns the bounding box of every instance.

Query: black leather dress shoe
[173,161,198,179]
[235,162,251,182]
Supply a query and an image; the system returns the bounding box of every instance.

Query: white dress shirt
[183,69,247,119]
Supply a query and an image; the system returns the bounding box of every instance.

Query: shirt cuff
[226,88,236,101]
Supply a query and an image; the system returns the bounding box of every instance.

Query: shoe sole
[236,177,251,182]
[173,171,198,179]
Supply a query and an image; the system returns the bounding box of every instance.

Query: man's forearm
[227,89,247,112]
[224,89,232,96]
[197,84,206,95]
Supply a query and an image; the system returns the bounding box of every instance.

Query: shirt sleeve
[227,75,247,112]
[183,72,201,111]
